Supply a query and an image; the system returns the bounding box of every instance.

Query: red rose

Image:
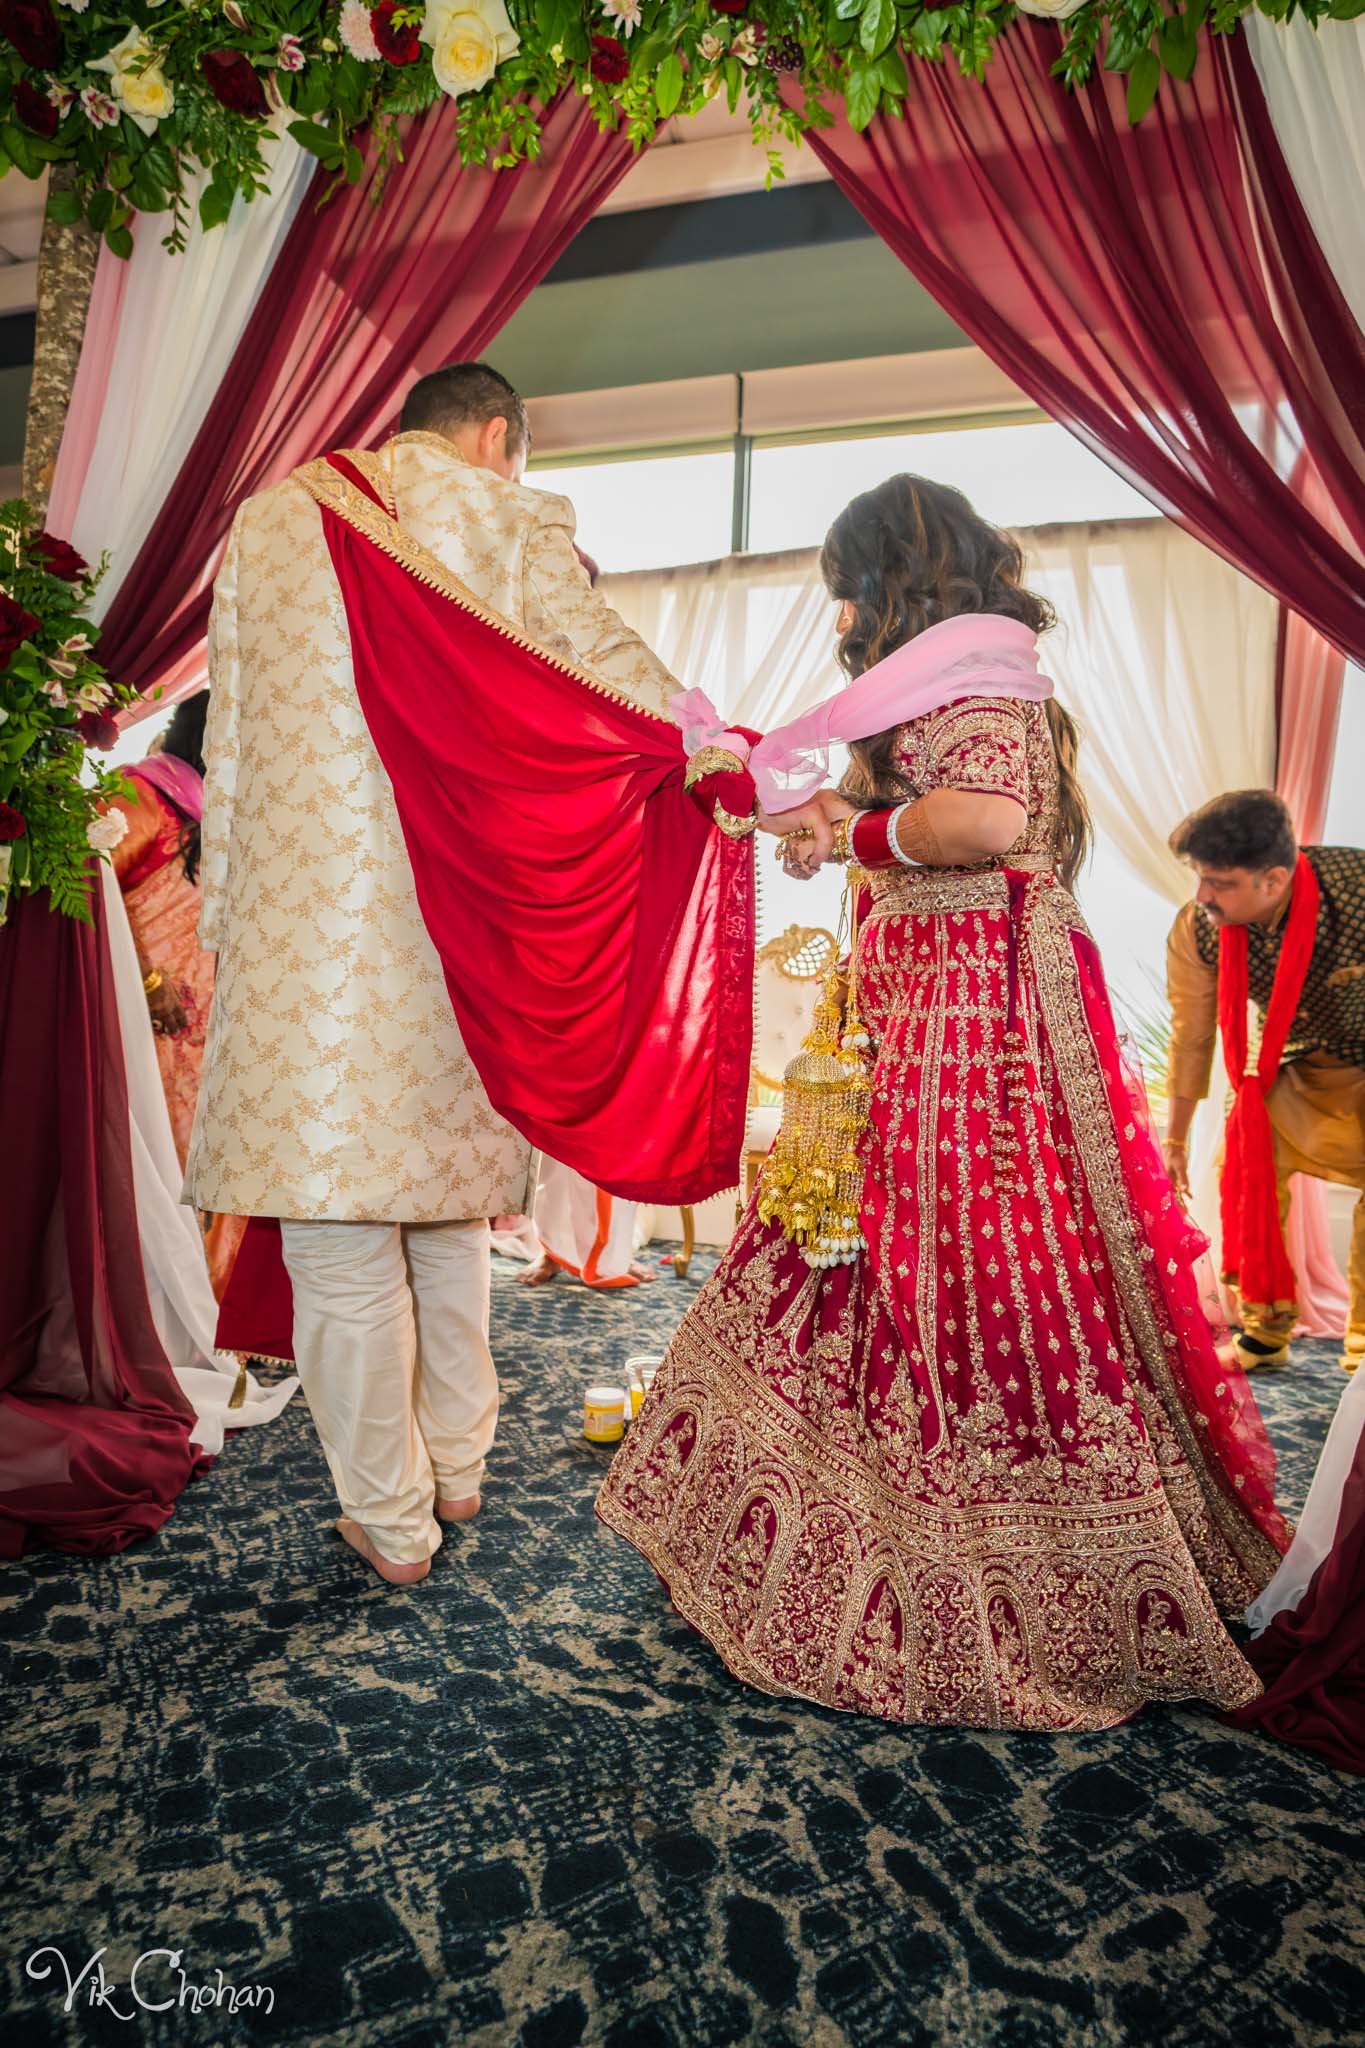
[76,710,119,751]
[33,530,87,582]
[372,2,421,64]
[0,0,62,69]
[201,49,269,118]
[0,800,26,842]
[711,0,749,12]
[589,34,629,84]
[13,77,59,138]
[0,593,41,670]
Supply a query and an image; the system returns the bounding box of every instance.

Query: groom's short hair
[400,362,531,455]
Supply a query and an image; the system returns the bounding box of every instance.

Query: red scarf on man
[1217,853,1320,1312]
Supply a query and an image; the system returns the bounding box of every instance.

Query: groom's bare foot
[518,1254,559,1286]
[436,1494,481,1523]
[627,1259,657,1284]
[334,1516,430,1585]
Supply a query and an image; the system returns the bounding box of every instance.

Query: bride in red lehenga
[598,475,1290,1732]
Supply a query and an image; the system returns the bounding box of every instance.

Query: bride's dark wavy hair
[819,473,1091,891]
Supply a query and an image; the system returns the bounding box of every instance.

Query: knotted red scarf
[1217,853,1320,1313]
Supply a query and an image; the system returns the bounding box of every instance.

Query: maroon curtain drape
[0,887,208,1556]
[1228,1433,1365,1776]
[797,24,1365,662]
[99,93,646,706]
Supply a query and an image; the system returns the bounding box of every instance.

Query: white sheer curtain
[99,866,299,1454]
[50,125,312,617]
[1246,16,1365,336]
[604,519,1280,1242]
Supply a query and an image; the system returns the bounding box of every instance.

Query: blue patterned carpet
[2,1250,1363,2048]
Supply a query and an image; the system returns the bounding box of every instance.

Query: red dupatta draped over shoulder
[217,453,755,1359]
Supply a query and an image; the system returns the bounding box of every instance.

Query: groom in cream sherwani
[186,363,676,1584]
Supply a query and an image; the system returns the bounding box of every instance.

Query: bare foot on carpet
[437,1495,481,1524]
[518,1254,560,1286]
[335,1516,430,1585]
[627,1259,657,1284]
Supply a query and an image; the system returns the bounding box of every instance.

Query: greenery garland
[0,1,1352,252]
[0,505,137,922]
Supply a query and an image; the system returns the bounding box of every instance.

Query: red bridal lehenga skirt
[597,867,1291,1731]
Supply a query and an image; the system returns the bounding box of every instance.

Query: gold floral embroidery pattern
[294,456,674,724]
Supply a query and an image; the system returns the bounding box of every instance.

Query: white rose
[422,0,520,100]
[88,809,130,852]
[89,26,155,79]
[1013,0,1090,16]
[117,64,175,130]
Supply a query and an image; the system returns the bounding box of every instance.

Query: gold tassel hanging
[757,869,873,1268]
[227,1356,249,1410]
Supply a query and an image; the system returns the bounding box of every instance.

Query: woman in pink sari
[599,476,1289,1732]
[106,694,244,1298]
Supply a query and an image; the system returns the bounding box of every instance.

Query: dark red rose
[372,1,421,64]
[76,710,119,751]
[0,0,62,69]
[13,77,59,138]
[32,530,87,582]
[712,0,749,13]
[0,800,27,842]
[201,49,269,118]
[0,593,41,669]
[589,33,629,84]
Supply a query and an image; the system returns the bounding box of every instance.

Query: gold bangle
[143,969,163,994]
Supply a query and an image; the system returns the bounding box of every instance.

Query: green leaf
[836,0,866,17]
[723,54,742,115]
[1327,0,1365,16]
[1126,49,1162,123]
[1158,21,1198,81]
[908,9,950,58]
[288,118,343,162]
[536,0,577,46]
[1103,20,1148,70]
[844,57,881,132]
[142,141,176,186]
[293,63,331,117]
[104,223,134,260]
[45,186,83,226]
[344,142,365,185]
[87,187,116,232]
[876,45,908,95]
[106,152,133,192]
[1,121,37,179]
[830,12,860,44]
[859,0,897,60]
[128,170,170,214]
[198,181,234,233]
[655,53,684,119]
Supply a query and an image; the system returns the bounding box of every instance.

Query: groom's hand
[756,800,835,879]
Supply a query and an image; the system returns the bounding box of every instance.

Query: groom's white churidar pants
[280,1218,497,1566]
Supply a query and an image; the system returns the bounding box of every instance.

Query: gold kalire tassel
[757,869,872,1268]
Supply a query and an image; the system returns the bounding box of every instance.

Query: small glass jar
[583,1386,626,1445]
[625,1354,664,1416]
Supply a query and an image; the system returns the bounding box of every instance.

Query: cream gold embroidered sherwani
[185,431,677,1223]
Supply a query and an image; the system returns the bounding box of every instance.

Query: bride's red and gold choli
[598,694,1289,1731]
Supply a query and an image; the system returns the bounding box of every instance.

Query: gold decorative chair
[744,924,840,1199]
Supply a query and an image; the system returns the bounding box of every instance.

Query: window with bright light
[747,420,1158,554]
[528,449,734,574]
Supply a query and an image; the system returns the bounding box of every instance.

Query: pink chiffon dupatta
[675,613,1055,813]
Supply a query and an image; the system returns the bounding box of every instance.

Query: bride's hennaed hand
[758,801,835,879]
